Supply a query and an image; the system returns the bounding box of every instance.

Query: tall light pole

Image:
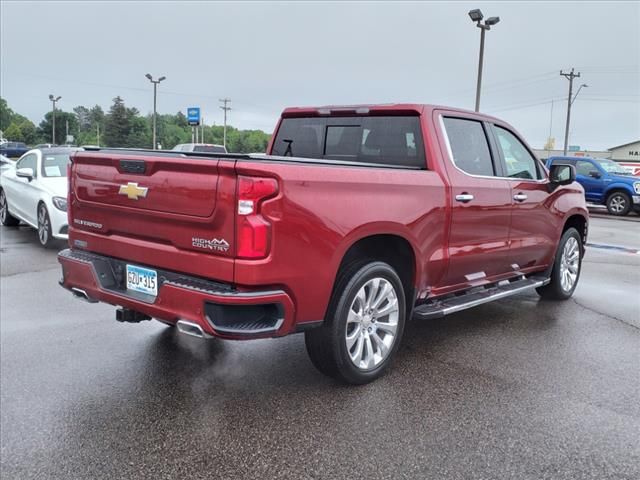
[560,69,581,155]
[219,98,231,150]
[468,9,500,112]
[145,73,166,150]
[48,94,61,144]
[571,83,588,106]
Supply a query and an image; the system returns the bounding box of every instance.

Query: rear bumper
[58,249,296,339]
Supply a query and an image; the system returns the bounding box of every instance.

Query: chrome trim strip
[164,279,284,298]
[439,279,545,316]
[438,114,548,184]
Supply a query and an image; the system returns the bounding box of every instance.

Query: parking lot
[0,214,637,479]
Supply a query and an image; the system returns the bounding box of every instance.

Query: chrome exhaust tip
[70,287,98,303]
[176,320,207,339]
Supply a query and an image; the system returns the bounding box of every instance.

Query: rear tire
[606,191,631,216]
[536,227,583,300]
[305,260,406,384]
[0,189,20,227]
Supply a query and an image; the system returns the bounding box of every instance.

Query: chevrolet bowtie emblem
[118,182,148,200]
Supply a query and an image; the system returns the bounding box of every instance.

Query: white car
[0,148,78,247]
[172,143,227,154]
[0,154,14,172]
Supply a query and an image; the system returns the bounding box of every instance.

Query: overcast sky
[1,1,638,150]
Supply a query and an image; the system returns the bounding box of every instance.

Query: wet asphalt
[1,216,639,480]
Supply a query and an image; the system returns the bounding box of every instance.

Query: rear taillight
[67,162,73,225]
[236,176,278,259]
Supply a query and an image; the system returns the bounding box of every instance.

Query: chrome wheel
[609,194,626,214]
[559,237,580,292]
[0,191,6,223]
[38,206,50,246]
[345,277,399,371]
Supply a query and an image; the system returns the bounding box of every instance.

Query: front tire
[305,261,406,384]
[536,227,583,300]
[606,191,631,216]
[0,189,20,227]
[37,203,54,248]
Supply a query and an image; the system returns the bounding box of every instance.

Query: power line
[439,70,558,101]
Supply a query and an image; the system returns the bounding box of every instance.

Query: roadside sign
[187,107,201,126]
[568,145,580,152]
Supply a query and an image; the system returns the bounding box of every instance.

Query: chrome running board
[413,275,549,320]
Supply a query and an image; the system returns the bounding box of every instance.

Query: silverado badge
[118,182,148,200]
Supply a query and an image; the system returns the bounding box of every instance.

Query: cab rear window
[271,116,426,168]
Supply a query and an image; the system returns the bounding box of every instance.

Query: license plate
[126,264,158,296]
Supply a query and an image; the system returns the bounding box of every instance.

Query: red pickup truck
[58,104,588,384]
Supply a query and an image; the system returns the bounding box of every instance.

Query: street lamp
[571,84,589,106]
[145,73,166,150]
[48,94,61,144]
[468,9,500,112]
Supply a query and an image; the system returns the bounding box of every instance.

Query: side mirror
[549,164,575,187]
[588,170,601,179]
[16,167,34,181]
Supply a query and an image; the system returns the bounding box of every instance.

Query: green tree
[0,97,16,132]
[18,120,38,144]
[4,122,22,142]
[3,117,37,144]
[126,112,150,148]
[74,106,92,131]
[73,105,105,146]
[38,111,79,144]
[103,96,130,147]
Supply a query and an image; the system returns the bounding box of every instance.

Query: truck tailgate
[69,151,237,283]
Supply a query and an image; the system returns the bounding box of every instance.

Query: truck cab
[547,156,640,216]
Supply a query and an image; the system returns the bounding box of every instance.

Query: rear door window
[442,117,495,176]
[271,116,425,168]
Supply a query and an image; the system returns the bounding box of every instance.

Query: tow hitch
[115,307,151,323]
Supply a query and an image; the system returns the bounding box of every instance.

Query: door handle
[513,193,528,202]
[455,193,474,203]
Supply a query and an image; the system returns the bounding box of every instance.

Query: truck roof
[281,103,503,122]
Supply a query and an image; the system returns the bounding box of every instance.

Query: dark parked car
[0,142,29,158]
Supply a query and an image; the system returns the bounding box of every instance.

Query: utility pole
[145,74,166,149]
[48,94,61,144]
[96,123,100,147]
[65,120,69,144]
[219,98,231,149]
[560,68,580,156]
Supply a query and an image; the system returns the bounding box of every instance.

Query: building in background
[533,147,610,161]
[534,140,640,175]
[608,140,640,162]
[609,140,640,175]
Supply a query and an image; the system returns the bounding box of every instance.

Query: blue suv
[547,156,640,216]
